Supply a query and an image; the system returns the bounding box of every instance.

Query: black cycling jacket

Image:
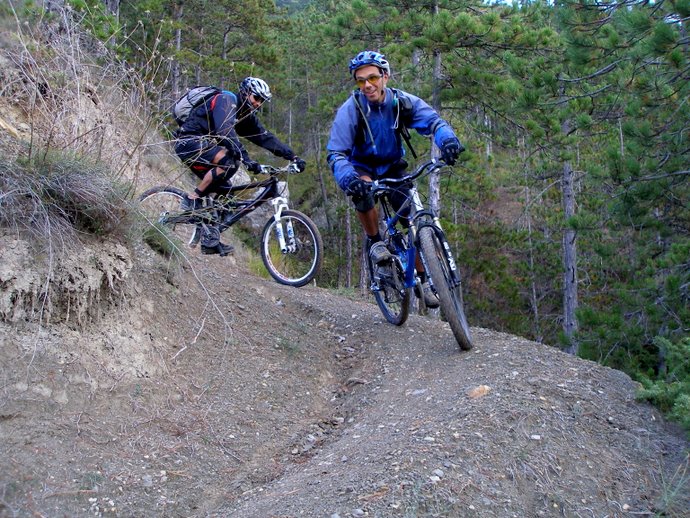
[176,91,295,162]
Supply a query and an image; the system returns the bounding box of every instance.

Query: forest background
[3,0,689,430]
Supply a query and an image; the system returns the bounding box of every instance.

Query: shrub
[0,152,132,251]
[636,336,690,435]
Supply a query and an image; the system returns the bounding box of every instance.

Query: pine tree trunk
[314,129,331,232]
[521,137,543,342]
[345,203,352,288]
[429,44,442,216]
[172,2,183,98]
[562,142,579,354]
[104,0,119,18]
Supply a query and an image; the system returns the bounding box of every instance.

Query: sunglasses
[355,74,383,88]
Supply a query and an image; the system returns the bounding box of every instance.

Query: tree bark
[561,125,579,354]
[104,0,120,18]
[171,2,183,99]
[345,202,352,289]
[429,37,442,216]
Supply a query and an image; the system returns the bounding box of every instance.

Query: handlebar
[369,159,448,194]
[259,162,301,176]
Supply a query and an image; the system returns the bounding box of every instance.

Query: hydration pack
[172,86,221,125]
[353,87,418,158]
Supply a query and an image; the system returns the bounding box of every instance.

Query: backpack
[353,87,418,158]
[172,86,221,125]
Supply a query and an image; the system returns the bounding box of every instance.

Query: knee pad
[213,154,238,180]
[353,192,375,213]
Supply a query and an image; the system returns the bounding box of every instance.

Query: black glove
[292,156,306,173]
[244,159,262,174]
[347,177,371,198]
[440,138,464,166]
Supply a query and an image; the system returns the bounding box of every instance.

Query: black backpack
[172,86,221,126]
[353,87,418,158]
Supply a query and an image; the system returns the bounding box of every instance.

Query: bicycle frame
[373,159,463,290]
[377,190,419,290]
[217,176,280,230]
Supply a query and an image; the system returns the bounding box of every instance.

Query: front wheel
[260,209,323,287]
[418,226,473,350]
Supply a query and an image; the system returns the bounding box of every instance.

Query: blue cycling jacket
[326,87,458,191]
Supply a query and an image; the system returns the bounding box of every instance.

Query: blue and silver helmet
[348,51,390,78]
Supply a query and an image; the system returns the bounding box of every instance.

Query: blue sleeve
[326,98,359,191]
[404,92,458,148]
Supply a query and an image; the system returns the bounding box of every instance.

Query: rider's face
[354,65,388,104]
[248,93,265,110]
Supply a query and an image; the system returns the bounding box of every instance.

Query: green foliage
[65,0,118,42]
[636,337,690,433]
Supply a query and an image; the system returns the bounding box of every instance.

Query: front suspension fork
[271,197,295,254]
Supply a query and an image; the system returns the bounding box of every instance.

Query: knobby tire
[138,187,198,252]
[260,209,323,287]
[418,226,473,350]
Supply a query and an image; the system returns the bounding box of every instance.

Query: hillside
[0,11,688,517]
[1,238,688,517]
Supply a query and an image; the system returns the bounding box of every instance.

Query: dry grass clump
[0,153,132,251]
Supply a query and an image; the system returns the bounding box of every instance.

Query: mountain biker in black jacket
[174,77,306,256]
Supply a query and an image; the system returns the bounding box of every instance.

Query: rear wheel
[370,253,410,326]
[260,209,323,287]
[418,226,473,350]
[138,187,196,255]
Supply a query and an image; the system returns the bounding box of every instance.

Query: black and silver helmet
[239,77,272,102]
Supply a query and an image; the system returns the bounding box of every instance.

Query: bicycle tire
[418,226,473,350]
[138,187,200,253]
[260,209,323,287]
[370,252,410,326]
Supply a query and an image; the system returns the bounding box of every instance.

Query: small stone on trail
[467,385,491,398]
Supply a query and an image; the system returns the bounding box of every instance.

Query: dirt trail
[1,242,688,518]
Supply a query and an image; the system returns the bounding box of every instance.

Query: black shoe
[201,242,234,257]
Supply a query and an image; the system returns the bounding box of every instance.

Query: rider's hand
[440,138,464,166]
[244,159,262,174]
[347,177,371,198]
[292,156,306,173]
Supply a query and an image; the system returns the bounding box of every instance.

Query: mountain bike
[366,159,473,350]
[138,163,323,287]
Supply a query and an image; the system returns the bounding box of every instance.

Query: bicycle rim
[138,187,199,256]
[418,226,473,350]
[371,256,410,326]
[260,209,323,287]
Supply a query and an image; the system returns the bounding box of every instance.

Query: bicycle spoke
[261,210,323,287]
[371,256,410,326]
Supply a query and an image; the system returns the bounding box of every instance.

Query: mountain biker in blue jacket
[175,77,306,256]
[327,50,465,307]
